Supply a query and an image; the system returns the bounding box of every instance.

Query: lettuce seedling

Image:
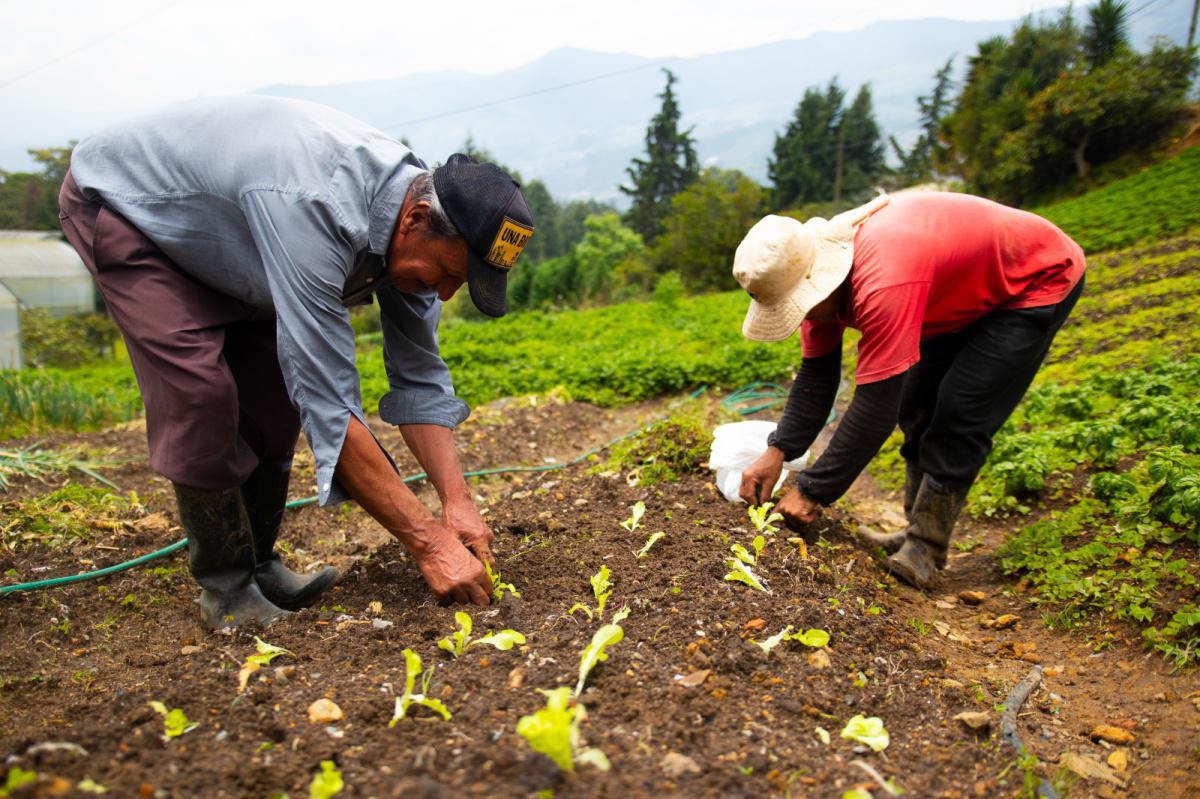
[792,628,830,648]
[238,636,293,692]
[724,558,769,593]
[841,714,889,752]
[754,626,830,653]
[748,503,784,536]
[1,767,37,796]
[619,501,646,532]
[574,622,624,697]
[516,687,610,773]
[730,535,765,566]
[309,760,343,799]
[485,561,520,601]
[635,531,665,558]
[437,611,526,657]
[590,565,613,618]
[147,701,198,739]
[753,625,795,653]
[389,649,451,724]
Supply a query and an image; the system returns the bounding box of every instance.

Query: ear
[397,200,431,234]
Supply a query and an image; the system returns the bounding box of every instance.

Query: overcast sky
[3,0,1072,117]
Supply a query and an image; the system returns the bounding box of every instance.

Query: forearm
[399,424,471,506]
[768,346,843,461]
[796,373,905,505]
[334,415,440,555]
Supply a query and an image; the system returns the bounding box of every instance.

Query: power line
[0,0,190,91]
[377,58,681,132]
[376,0,908,133]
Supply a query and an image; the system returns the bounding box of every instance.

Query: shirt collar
[367,158,427,256]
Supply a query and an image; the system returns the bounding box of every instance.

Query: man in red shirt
[735,192,1085,588]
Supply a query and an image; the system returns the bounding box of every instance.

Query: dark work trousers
[57,172,301,490]
[898,276,1085,488]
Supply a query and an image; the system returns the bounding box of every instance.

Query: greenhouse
[0,281,18,369]
[0,230,96,318]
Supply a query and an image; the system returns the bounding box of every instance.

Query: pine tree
[768,81,842,209]
[768,79,884,208]
[620,69,699,243]
[891,57,955,185]
[836,84,886,201]
[1084,0,1129,68]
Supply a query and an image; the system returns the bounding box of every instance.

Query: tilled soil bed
[0,396,1176,798]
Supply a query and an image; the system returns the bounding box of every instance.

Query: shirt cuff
[378,389,470,428]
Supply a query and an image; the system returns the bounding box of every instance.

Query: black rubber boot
[242,459,338,611]
[857,461,925,555]
[174,484,289,630]
[884,475,969,589]
[903,460,924,521]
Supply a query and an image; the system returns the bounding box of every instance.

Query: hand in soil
[412,522,493,606]
[739,446,784,504]
[442,497,496,566]
[775,486,819,528]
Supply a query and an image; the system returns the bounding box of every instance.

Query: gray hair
[408,171,460,238]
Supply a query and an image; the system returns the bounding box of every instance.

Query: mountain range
[5,3,1190,205]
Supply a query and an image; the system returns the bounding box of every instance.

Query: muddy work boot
[241,459,338,611]
[175,483,289,630]
[883,475,969,589]
[857,461,925,555]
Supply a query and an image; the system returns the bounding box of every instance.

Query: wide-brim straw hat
[733,193,890,341]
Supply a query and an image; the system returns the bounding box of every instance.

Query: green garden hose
[0,383,797,596]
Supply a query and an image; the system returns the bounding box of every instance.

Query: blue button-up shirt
[70,95,469,505]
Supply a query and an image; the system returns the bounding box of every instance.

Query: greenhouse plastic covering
[0,230,96,317]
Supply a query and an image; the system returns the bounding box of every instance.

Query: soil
[2,394,1198,799]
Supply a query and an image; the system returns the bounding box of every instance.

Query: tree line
[506,0,1196,313]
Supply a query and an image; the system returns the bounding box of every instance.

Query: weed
[1,485,132,551]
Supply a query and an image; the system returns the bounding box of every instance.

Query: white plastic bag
[708,420,808,503]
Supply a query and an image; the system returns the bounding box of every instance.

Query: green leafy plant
[748,502,783,535]
[635,531,665,558]
[730,535,765,566]
[147,701,198,739]
[516,687,610,773]
[753,626,831,653]
[309,760,343,799]
[792,629,831,648]
[575,623,624,697]
[485,562,521,601]
[389,649,451,724]
[570,564,614,620]
[753,626,795,654]
[724,557,769,593]
[1,767,37,797]
[620,501,647,532]
[238,637,293,692]
[437,611,526,657]
[841,714,890,752]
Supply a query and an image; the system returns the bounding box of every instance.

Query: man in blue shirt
[58,96,534,628]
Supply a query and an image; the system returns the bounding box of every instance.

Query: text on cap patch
[486,217,534,270]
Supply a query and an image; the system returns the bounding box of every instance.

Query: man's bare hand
[443,498,495,566]
[739,447,786,505]
[775,486,820,528]
[411,522,492,605]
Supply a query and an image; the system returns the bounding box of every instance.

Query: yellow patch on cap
[486,217,533,270]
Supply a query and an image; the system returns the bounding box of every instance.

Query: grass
[0,485,133,553]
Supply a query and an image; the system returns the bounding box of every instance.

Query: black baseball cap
[433,154,534,317]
